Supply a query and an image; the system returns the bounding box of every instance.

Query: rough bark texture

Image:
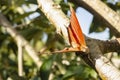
[85,38,120,54]
[85,37,120,80]
[37,0,70,44]
[98,39,120,53]
[37,0,120,80]
[71,0,120,37]
[95,56,120,80]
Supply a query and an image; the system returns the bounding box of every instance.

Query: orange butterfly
[54,6,88,53]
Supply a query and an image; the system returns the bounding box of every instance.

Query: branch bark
[71,0,120,37]
[37,0,120,79]
[18,41,23,76]
[88,38,120,54]
[0,13,42,68]
[85,37,120,80]
[101,39,120,53]
[37,0,70,44]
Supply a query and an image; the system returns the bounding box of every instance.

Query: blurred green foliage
[0,0,119,80]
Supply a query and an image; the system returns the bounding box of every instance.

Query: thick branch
[37,0,70,44]
[72,0,120,37]
[85,37,120,80]
[98,39,120,53]
[85,38,120,54]
[95,56,120,80]
[0,13,42,68]
[37,0,120,79]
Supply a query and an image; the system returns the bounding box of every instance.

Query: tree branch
[0,13,42,68]
[98,39,120,53]
[85,37,120,80]
[37,0,70,44]
[17,41,23,76]
[95,56,120,80]
[37,0,120,79]
[86,38,120,54]
[71,0,120,37]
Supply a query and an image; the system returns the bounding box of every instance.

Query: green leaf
[62,71,75,80]
[54,0,62,4]
[19,27,42,40]
[40,55,55,80]
[62,64,97,80]
[89,18,106,33]
[14,11,35,22]
[25,0,37,4]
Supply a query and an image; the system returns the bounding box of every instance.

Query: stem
[18,41,23,76]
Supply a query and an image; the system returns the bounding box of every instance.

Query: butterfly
[53,6,88,53]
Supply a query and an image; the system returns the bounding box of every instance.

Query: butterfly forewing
[52,6,88,53]
[70,6,86,47]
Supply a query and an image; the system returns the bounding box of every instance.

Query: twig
[0,74,3,80]
[18,41,23,76]
[116,38,120,44]
[0,13,42,68]
[107,52,113,61]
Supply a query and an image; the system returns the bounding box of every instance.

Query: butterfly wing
[52,6,88,53]
[69,6,86,48]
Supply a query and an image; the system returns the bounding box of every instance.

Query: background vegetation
[0,0,120,80]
